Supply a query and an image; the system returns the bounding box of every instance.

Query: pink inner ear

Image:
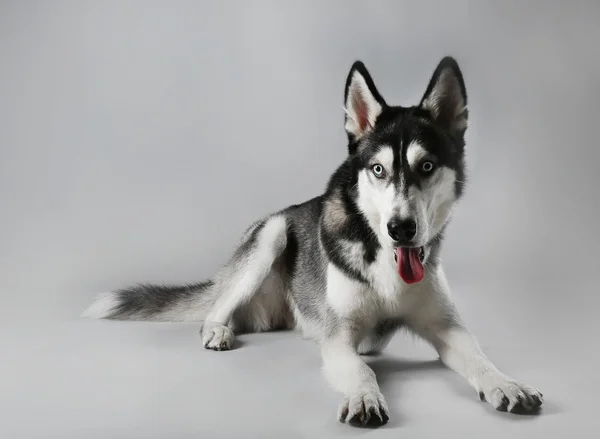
[352,91,372,132]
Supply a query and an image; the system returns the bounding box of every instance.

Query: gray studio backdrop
[1,1,599,438]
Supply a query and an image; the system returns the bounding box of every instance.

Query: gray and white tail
[82,281,214,321]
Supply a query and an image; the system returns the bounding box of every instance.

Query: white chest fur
[325,245,408,324]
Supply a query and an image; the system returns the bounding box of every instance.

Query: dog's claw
[338,391,389,427]
[496,395,509,412]
[479,378,543,414]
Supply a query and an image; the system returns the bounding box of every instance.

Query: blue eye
[371,164,385,178]
[420,161,435,175]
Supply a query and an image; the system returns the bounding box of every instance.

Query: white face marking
[410,166,457,244]
[406,140,457,242]
[356,141,459,248]
[372,146,393,172]
[356,147,398,245]
[406,141,428,169]
[422,167,457,235]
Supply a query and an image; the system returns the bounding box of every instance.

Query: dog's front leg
[432,325,543,413]
[408,266,544,413]
[321,328,389,426]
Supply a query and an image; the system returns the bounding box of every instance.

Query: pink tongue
[396,248,424,284]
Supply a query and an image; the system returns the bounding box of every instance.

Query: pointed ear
[344,61,386,143]
[419,57,468,138]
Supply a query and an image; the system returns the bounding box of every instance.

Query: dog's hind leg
[201,215,288,350]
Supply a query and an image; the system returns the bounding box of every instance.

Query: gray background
[1,1,599,438]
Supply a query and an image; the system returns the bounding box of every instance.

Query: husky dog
[84,57,543,426]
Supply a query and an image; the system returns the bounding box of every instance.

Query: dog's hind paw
[478,376,543,414]
[201,322,234,351]
[338,390,389,427]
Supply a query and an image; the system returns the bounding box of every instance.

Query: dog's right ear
[344,61,386,145]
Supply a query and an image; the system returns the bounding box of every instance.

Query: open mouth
[393,247,425,284]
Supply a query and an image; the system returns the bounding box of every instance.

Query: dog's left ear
[419,57,468,138]
[344,61,386,144]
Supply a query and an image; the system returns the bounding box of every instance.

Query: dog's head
[343,58,467,281]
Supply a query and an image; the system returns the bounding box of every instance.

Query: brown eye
[371,164,385,178]
[419,160,436,175]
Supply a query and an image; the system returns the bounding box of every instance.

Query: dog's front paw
[201,322,234,351]
[338,390,389,427]
[478,375,543,413]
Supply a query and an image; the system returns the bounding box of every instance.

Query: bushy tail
[82,281,214,322]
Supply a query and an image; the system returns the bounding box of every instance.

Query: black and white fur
[84,57,543,426]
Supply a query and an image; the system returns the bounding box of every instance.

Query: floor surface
[1,278,596,438]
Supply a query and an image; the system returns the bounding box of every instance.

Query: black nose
[387,218,417,242]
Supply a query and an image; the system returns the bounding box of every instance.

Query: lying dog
[84,57,543,426]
